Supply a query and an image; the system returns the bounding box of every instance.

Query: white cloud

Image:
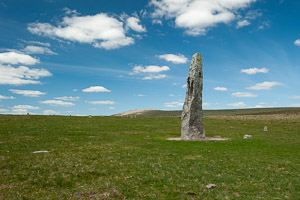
[13,105,40,110]
[158,54,187,64]
[289,103,300,107]
[40,100,75,106]
[87,100,115,105]
[142,74,166,80]
[182,84,187,88]
[27,41,51,47]
[164,101,183,108]
[236,19,250,28]
[294,39,300,46]
[203,102,211,106]
[82,86,111,92]
[0,109,9,112]
[9,89,46,97]
[126,16,146,32]
[23,45,56,55]
[214,87,227,91]
[109,107,116,109]
[231,92,257,97]
[0,95,15,99]
[137,94,145,96]
[226,102,246,107]
[43,110,60,115]
[247,81,283,90]
[54,96,80,101]
[133,65,170,73]
[150,0,256,35]
[0,52,39,65]
[28,13,135,50]
[289,96,300,99]
[73,89,78,92]
[0,64,52,85]
[241,67,269,75]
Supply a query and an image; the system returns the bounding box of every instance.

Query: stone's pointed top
[193,52,202,58]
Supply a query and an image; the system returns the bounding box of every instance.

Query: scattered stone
[185,191,197,195]
[32,150,49,153]
[75,193,83,197]
[181,53,205,140]
[243,135,252,139]
[264,126,268,132]
[89,115,92,118]
[27,113,30,115]
[205,184,216,189]
[167,137,229,141]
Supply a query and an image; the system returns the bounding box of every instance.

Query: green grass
[0,113,299,199]
[129,107,300,117]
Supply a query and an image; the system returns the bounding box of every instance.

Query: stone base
[167,137,229,141]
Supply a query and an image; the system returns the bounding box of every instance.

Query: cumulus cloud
[54,96,79,101]
[226,102,246,107]
[236,19,250,28]
[289,96,300,99]
[28,13,135,50]
[247,81,283,90]
[133,65,170,73]
[294,39,300,46]
[214,87,227,91]
[0,52,39,65]
[0,109,9,112]
[126,16,147,32]
[23,45,57,55]
[11,104,39,114]
[0,64,52,85]
[241,67,269,75]
[9,89,46,97]
[142,74,166,80]
[0,95,15,100]
[87,100,115,105]
[40,100,75,106]
[150,0,256,35]
[82,86,111,92]
[164,101,183,108]
[158,54,187,64]
[232,92,257,97]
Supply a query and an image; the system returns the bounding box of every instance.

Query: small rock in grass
[243,135,252,139]
[32,150,49,153]
[205,184,216,189]
[185,191,197,195]
[264,126,268,132]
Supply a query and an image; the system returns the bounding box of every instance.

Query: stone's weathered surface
[181,53,205,140]
[264,126,268,132]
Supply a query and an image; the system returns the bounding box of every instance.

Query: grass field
[0,109,300,199]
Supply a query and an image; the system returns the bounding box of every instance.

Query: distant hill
[114,107,300,117]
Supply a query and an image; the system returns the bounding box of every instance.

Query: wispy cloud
[82,86,111,92]
[289,96,300,99]
[0,95,15,100]
[126,16,146,32]
[226,102,246,107]
[232,92,257,97]
[142,74,166,80]
[214,87,227,91]
[247,81,283,90]
[158,54,187,64]
[9,89,46,97]
[241,67,269,75]
[43,110,60,115]
[23,45,56,55]
[133,65,170,73]
[164,101,183,108]
[54,96,80,101]
[87,100,115,105]
[236,20,250,28]
[40,100,75,106]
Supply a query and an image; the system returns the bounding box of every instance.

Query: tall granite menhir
[181,53,205,140]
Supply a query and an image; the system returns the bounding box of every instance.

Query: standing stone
[181,53,205,140]
[264,126,268,132]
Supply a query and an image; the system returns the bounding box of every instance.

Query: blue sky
[0,0,299,116]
